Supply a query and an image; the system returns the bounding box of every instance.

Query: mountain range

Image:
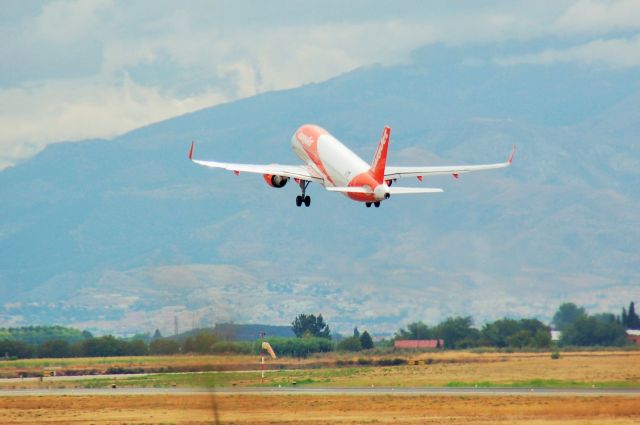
[1,43,639,336]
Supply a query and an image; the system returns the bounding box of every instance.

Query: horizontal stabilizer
[389,187,443,194]
[326,186,372,194]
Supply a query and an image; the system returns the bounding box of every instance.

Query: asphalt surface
[1,386,639,397]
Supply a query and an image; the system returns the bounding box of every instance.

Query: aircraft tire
[374,202,380,208]
[296,196,303,207]
[366,202,372,208]
[304,196,311,207]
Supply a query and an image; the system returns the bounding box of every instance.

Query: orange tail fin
[371,126,391,184]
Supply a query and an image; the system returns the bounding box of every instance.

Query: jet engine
[262,174,289,188]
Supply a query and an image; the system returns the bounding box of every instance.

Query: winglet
[188,141,195,161]
[508,145,516,164]
[371,126,391,184]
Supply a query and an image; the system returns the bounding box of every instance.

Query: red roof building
[394,339,444,349]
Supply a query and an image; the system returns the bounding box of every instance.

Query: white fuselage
[290,124,384,202]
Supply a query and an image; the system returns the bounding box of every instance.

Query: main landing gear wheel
[296,180,311,207]
[365,202,372,208]
[374,201,380,208]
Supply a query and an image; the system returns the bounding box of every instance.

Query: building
[627,330,640,345]
[394,339,444,349]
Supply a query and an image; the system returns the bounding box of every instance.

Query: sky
[1,0,640,170]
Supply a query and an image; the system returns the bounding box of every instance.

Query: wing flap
[189,143,323,183]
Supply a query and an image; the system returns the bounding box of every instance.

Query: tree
[480,318,549,348]
[80,335,124,357]
[291,314,331,339]
[353,327,360,339]
[506,330,533,348]
[152,329,162,340]
[126,339,149,356]
[481,319,520,347]
[533,329,552,348]
[360,331,374,349]
[395,322,432,340]
[623,302,640,329]
[433,316,479,348]
[0,340,34,359]
[38,340,70,358]
[561,314,627,346]
[337,336,362,351]
[182,337,195,353]
[150,338,180,355]
[552,303,586,331]
[191,332,217,353]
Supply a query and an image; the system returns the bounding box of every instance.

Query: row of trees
[0,332,338,359]
[394,302,634,349]
[552,303,630,346]
[0,335,147,359]
[394,316,551,349]
[2,302,636,359]
[0,326,92,345]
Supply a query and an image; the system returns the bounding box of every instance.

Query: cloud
[556,0,640,34]
[0,6,441,168]
[1,1,638,169]
[0,75,226,164]
[495,34,640,68]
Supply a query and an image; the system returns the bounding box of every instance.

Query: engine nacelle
[263,174,289,188]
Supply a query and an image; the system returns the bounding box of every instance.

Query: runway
[1,386,639,397]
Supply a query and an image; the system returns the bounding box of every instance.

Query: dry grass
[320,351,640,387]
[1,394,639,424]
[2,351,640,390]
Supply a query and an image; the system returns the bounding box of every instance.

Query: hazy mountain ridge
[1,44,639,335]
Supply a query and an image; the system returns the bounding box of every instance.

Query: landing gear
[296,181,311,207]
[374,201,380,208]
[366,202,372,208]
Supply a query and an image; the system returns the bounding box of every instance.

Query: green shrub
[266,337,334,358]
[337,337,362,352]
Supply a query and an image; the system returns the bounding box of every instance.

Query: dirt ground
[1,394,639,425]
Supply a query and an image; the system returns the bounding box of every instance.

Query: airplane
[189,124,515,208]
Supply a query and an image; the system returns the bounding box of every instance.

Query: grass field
[2,350,639,389]
[2,394,639,424]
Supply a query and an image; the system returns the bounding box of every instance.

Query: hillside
[1,44,638,335]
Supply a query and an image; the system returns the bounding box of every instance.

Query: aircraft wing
[385,146,516,180]
[189,142,324,183]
